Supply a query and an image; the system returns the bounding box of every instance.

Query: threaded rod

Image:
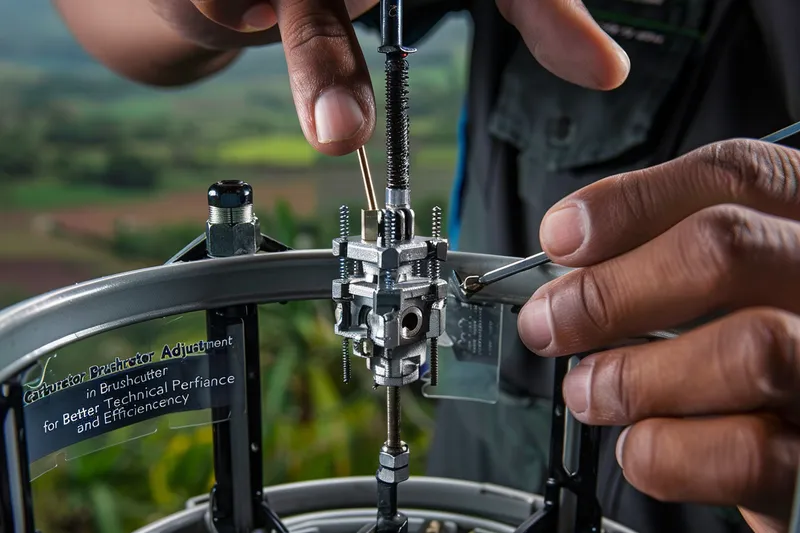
[386,386,401,449]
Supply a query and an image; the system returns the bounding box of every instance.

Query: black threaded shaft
[385,55,410,191]
[386,386,401,449]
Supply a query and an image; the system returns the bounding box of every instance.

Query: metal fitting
[377,463,410,484]
[379,444,409,469]
[206,181,261,258]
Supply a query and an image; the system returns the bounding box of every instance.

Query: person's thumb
[495,0,630,90]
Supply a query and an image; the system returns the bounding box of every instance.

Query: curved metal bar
[0,249,569,384]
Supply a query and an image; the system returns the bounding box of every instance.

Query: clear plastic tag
[21,312,245,480]
[421,273,503,403]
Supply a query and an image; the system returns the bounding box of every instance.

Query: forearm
[52,0,241,87]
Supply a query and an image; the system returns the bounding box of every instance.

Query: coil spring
[342,338,351,384]
[339,205,349,280]
[430,206,441,281]
[385,56,410,191]
[429,206,442,386]
[382,210,397,290]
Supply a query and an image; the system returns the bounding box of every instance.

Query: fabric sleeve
[751,1,800,119]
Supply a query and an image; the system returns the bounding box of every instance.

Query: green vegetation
[218,135,318,167]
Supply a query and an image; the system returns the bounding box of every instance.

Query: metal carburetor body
[332,202,446,388]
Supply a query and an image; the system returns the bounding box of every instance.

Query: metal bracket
[165,233,292,265]
[514,355,602,533]
[0,380,37,533]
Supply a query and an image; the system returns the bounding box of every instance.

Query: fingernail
[540,205,587,257]
[614,41,631,75]
[241,3,276,32]
[315,87,364,144]
[616,426,631,468]
[563,360,593,414]
[518,298,553,351]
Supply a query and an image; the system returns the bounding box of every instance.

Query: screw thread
[430,206,442,281]
[339,205,350,280]
[386,386,401,449]
[430,338,439,387]
[382,210,397,290]
[429,205,442,386]
[385,55,410,191]
[342,338,351,384]
[208,205,254,224]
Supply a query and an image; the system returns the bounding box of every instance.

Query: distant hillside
[0,0,470,78]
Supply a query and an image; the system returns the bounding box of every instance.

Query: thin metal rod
[478,253,552,287]
[761,120,800,144]
[357,146,378,210]
[386,386,401,449]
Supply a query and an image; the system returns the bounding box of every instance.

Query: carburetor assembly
[331,0,448,531]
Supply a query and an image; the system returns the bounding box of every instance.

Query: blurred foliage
[217,135,318,168]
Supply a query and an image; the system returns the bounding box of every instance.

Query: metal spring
[342,339,351,384]
[385,55,410,191]
[430,206,442,280]
[339,205,350,280]
[429,206,442,386]
[382,210,397,290]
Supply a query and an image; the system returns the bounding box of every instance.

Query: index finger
[272,0,376,155]
[495,0,630,90]
[538,139,800,266]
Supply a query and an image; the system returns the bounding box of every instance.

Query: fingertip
[616,425,631,468]
[593,41,631,91]
[539,203,588,262]
[308,86,374,156]
[241,2,277,32]
[517,297,555,354]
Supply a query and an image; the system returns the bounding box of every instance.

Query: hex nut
[206,218,261,258]
[379,445,409,468]
[377,247,401,270]
[332,280,350,300]
[377,464,410,484]
[332,237,348,257]
[374,289,402,314]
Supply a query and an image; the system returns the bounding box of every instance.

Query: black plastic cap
[207,180,253,208]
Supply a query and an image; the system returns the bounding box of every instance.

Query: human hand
[517,139,800,532]
[148,0,377,156]
[494,0,631,90]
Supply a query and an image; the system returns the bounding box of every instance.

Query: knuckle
[608,351,639,422]
[576,269,614,334]
[740,309,800,405]
[685,205,761,288]
[281,8,350,57]
[693,139,800,203]
[616,171,658,227]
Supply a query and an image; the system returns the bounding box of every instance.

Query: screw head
[208,180,253,208]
